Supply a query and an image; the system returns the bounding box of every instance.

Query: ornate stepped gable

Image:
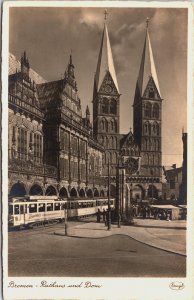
[9,52,43,119]
[9,53,46,84]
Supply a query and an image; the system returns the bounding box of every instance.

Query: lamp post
[151,169,154,204]
[64,202,68,236]
[107,160,111,231]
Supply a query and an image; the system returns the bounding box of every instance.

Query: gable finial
[104,9,108,21]
[146,17,150,29]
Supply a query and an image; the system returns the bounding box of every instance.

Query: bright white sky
[9,7,187,167]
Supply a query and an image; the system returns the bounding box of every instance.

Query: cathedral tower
[93,12,120,177]
[133,19,162,179]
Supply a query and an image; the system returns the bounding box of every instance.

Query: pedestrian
[102,209,106,222]
[142,207,146,219]
[96,209,101,223]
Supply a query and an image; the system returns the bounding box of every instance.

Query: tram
[8,196,115,229]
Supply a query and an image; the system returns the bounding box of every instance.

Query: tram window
[14,205,19,215]
[20,205,24,214]
[29,204,37,213]
[54,203,60,211]
[47,203,53,211]
[9,205,13,215]
[38,204,45,212]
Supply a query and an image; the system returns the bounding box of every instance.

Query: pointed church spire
[94,11,119,93]
[136,19,161,98]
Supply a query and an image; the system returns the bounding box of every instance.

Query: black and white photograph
[2,2,193,300]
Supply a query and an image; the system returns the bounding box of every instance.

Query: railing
[9,94,44,118]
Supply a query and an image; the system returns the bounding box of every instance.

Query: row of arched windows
[144,153,160,166]
[121,148,140,157]
[101,97,117,115]
[143,138,160,151]
[99,135,117,148]
[144,122,160,136]
[144,102,159,119]
[100,118,117,133]
[104,151,117,164]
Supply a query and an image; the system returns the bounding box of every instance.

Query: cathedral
[8,17,163,203]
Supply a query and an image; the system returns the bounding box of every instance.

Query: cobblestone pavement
[63,218,186,255]
[9,221,186,277]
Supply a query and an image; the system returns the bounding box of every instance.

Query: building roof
[136,26,161,98]
[94,22,119,93]
[37,79,63,108]
[9,53,46,84]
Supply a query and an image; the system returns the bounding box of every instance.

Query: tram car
[8,196,115,229]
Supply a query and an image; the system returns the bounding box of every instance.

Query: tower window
[153,104,159,118]
[110,99,117,114]
[102,98,109,114]
[145,102,151,118]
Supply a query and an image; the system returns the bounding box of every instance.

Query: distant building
[162,132,187,204]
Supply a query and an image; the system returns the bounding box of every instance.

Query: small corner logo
[169,281,185,290]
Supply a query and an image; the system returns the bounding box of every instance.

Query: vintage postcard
[2,1,194,299]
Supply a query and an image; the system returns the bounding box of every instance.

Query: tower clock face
[105,85,113,93]
[125,158,138,174]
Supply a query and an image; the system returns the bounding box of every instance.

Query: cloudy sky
[9,6,187,167]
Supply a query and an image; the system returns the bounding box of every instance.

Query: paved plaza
[8,218,186,277]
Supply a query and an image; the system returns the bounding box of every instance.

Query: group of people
[131,205,172,220]
[96,208,115,223]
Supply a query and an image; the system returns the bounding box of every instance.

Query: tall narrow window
[18,128,28,160]
[34,133,42,164]
[153,104,159,118]
[102,98,109,114]
[110,99,117,114]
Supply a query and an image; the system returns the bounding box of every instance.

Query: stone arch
[148,184,158,199]
[94,189,100,197]
[29,184,43,196]
[70,187,78,198]
[79,188,86,198]
[9,182,27,197]
[131,185,145,201]
[59,187,69,198]
[45,185,57,196]
[86,188,93,197]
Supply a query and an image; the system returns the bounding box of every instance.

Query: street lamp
[64,202,68,236]
[150,169,154,204]
[107,160,111,231]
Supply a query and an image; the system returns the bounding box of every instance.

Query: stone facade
[8,53,105,198]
